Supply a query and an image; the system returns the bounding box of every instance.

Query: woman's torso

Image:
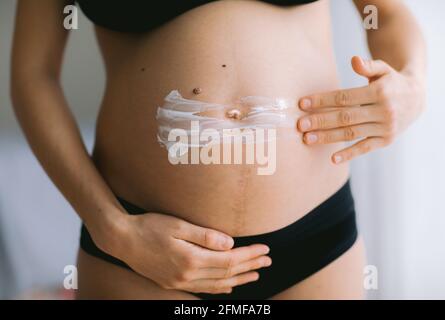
[91,0,349,236]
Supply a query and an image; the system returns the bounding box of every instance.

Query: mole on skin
[192,65,226,95]
[193,87,202,95]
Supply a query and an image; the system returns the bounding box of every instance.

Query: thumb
[174,221,234,251]
[351,56,392,79]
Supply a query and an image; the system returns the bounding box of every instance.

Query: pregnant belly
[92,0,350,236]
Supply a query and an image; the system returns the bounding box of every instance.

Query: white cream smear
[156,90,299,158]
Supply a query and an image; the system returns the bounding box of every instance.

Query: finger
[303,123,388,145]
[186,271,260,294]
[200,244,270,268]
[351,56,392,79]
[299,85,377,110]
[173,222,234,251]
[331,137,387,164]
[196,256,272,279]
[297,106,385,132]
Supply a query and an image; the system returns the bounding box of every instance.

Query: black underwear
[80,180,358,299]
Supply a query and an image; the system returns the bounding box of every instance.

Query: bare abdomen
[92,0,349,236]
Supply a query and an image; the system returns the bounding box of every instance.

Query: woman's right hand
[107,212,272,294]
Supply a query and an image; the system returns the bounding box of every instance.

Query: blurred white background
[0,0,444,299]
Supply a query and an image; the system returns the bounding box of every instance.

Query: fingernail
[300,98,312,109]
[299,118,311,131]
[220,236,233,248]
[263,246,270,254]
[333,155,343,164]
[306,133,318,144]
[264,258,272,267]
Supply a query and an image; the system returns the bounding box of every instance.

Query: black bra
[75,0,320,33]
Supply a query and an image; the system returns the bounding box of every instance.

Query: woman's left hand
[297,56,426,164]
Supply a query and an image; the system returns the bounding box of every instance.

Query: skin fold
[11,0,425,298]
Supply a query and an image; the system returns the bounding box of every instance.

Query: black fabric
[75,0,320,33]
[80,180,358,299]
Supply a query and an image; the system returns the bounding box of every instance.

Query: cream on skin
[156,90,300,174]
